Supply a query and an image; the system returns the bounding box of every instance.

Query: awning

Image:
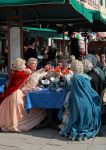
[97,11,106,24]
[70,0,96,23]
[0,0,97,27]
[0,0,105,32]
[0,0,65,6]
[71,0,106,24]
[23,27,57,32]
[23,27,69,40]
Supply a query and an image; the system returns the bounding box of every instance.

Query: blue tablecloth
[0,77,7,86]
[0,73,8,80]
[26,88,67,112]
[0,85,5,94]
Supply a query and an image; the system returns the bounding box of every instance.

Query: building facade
[77,0,105,9]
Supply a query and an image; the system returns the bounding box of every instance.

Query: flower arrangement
[43,65,70,90]
[45,65,69,77]
[61,68,70,76]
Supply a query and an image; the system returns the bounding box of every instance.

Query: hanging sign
[10,27,21,69]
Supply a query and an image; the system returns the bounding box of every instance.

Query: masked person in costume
[0,58,46,132]
[82,59,103,96]
[59,60,101,141]
[25,57,47,90]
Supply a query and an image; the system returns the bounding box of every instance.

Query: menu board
[10,27,21,69]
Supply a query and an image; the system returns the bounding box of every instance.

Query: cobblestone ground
[0,126,105,150]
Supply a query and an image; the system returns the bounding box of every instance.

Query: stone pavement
[0,126,106,150]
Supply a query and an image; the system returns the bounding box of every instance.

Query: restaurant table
[0,85,5,94]
[26,88,67,112]
[0,73,8,80]
[0,77,7,86]
[26,88,67,127]
[0,75,8,94]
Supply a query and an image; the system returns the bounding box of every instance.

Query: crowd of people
[0,37,106,141]
[23,38,57,68]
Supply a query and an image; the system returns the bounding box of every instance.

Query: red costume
[0,70,29,104]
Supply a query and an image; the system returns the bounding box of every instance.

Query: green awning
[0,0,96,23]
[0,0,65,6]
[0,0,102,28]
[23,27,57,32]
[0,0,105,25]
[98,11,106,24]
[70,0,97,23]
[23,27,64,39]
[87,6,106,24]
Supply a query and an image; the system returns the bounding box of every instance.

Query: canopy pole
[63,24,65,52]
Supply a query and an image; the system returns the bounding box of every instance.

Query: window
[100,0,103,6]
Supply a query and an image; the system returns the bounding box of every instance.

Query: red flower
[61,68,69,75]
[45,65,52,71]
[55,66,61,73]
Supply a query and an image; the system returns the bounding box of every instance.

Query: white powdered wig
[71,60,84,74]
[13,58,26,70]
[27,58,38,66]
[82,59,93,73]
